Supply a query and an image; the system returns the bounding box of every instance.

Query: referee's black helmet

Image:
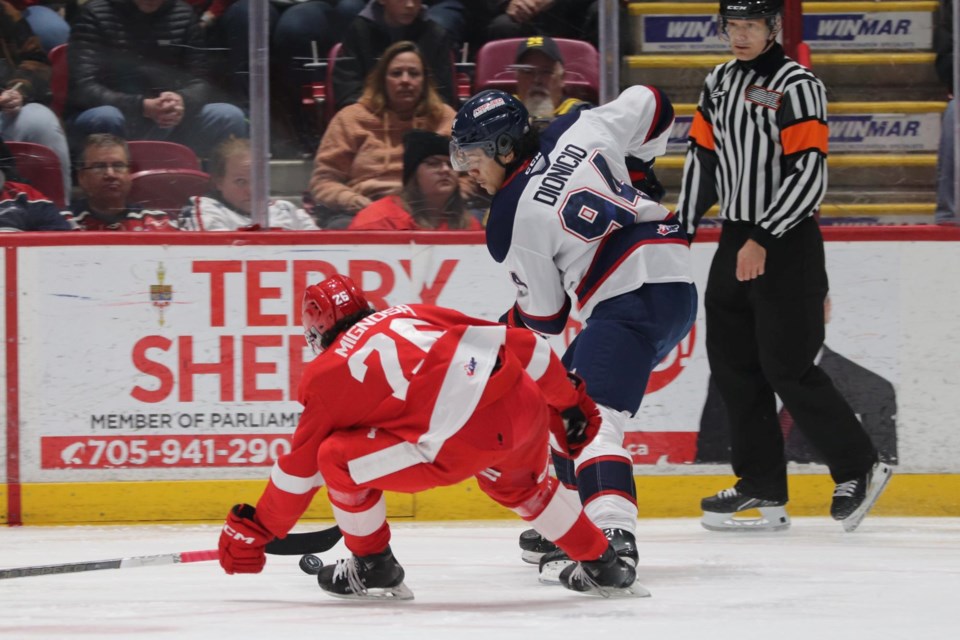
[719,0,783,19]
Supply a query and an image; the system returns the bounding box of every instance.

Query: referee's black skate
[701,487,790,532]
[559,545,650,598]
[539,528,638,584]
[317,546,414,600]
[831,461,892,532]
[519,528,557,564]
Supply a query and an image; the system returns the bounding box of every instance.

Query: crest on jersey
[745,85,782,110]
[464,356,478,377]
[657,223,680,236]
[510,271,529,297]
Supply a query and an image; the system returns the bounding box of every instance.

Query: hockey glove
[218,503,273,574]
[551,373,602,457]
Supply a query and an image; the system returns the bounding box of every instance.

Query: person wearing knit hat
[349,129,482,231]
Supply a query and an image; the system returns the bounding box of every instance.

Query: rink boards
[2,228,959,524]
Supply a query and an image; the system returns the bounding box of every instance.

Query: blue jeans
[1,102,72,203]
[935,97,956,223]
[23,5,70,53]
[71,104,248,158]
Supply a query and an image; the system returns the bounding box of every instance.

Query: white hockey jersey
[180,196,320,231]
[486,85,694,334]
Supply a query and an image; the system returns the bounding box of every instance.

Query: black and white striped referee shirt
[675,43,828,245]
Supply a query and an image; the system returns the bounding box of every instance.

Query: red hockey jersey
[255,303,578,536]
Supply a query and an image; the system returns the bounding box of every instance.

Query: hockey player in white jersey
[451,87,698,582]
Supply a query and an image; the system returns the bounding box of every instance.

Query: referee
[676,0,891,532]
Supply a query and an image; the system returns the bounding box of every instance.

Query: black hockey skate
[519,528,558,564]
[701,487,790,532]
[539,528,638,584]
[559,545,650,598]
[830,461,892,532]
[317,546,414,600]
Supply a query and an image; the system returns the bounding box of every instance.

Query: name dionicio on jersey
[532,144,588,206]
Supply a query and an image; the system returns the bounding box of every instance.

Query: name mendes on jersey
[532,143,588,206]
[333,304,416,358]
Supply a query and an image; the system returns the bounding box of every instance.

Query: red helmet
[302,275,370,353]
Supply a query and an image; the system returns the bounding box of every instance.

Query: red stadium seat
[301,43,341,138]
[126,141,201,173]
[48,43,68,117]
[4,141,66,208]
[473,38,600,104]
[128,168,210,216]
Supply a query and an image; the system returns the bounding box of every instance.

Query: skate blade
[841,463,893,533]
[701,506,791,532]
[322,582,415,601]
[538,559,573,585]
[569,577,652,599]
[521,550,545,565]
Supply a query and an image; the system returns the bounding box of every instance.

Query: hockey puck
[299,554,323,575]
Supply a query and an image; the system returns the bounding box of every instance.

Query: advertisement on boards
[668,112,943,155]
[640,11,931,53]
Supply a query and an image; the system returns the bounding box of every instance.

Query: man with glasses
[67,133,177,231]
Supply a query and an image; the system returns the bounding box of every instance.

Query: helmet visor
[449,139,496,172]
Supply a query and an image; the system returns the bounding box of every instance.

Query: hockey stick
[0,525,341,580]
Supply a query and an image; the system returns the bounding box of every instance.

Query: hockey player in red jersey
[218,275,647,599]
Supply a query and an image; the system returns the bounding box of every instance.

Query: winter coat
[66,0,214,121]
[309,100,455,216]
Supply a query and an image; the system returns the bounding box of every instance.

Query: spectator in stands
[934,0,955,225]
[349,129,480,230]
[67,133,178,230]
[479,0,624,52]
[66,0,247,160]
[0,0,72,203]
[512,35,589,123]
[180,136,319,230]
[0,168,71,230]
[333,0,458,111]
[510,35,665,202]
[9,1,71,53]
[310,40,457,229]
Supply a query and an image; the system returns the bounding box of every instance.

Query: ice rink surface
[1,517,957,640]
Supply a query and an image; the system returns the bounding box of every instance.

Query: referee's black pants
[705,218,877,501]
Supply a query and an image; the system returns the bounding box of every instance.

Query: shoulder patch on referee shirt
[744,85,782,110]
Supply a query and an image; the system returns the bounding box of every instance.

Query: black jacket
[332,2,456,110]
[65,0,214,121]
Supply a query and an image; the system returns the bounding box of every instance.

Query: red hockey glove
[551,373,602,456]
[218,504,273,574]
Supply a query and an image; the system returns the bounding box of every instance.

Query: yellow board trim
[627,52,936,68]
[4,474,959,525]
[629,2,939,15]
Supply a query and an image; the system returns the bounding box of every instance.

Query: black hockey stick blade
[264,525,341,556]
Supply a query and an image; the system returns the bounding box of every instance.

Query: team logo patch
[745,85,782,110]
[464,357,478,376]
[473,97,505,118]
[657,223,680,236]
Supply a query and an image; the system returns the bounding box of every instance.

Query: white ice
[1,518,958,640]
